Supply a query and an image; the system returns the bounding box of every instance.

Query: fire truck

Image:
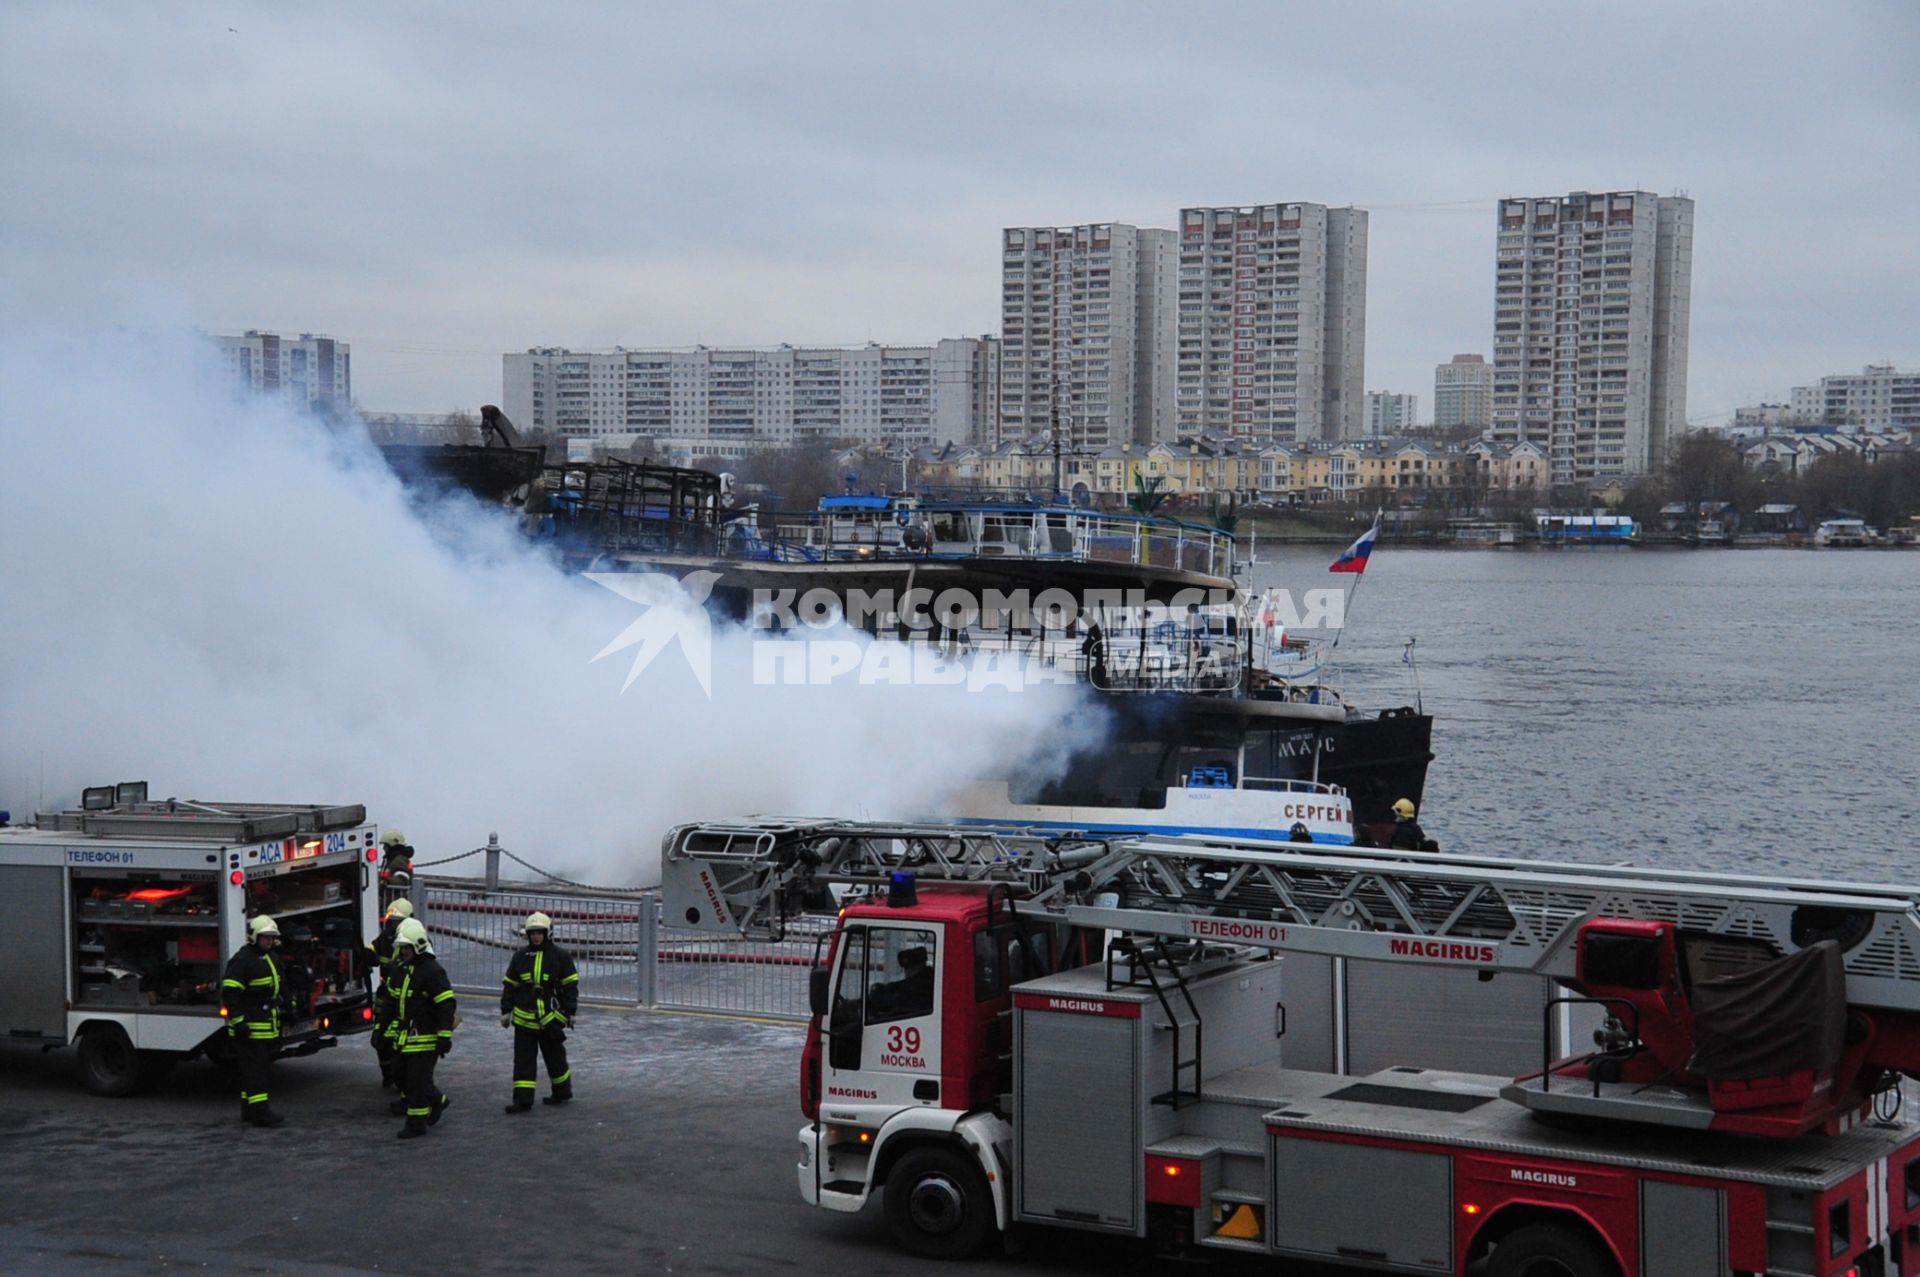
[663,819,1920,1276]
[0,783,382,1095]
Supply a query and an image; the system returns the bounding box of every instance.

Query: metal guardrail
[654,911,834,1019]
[392,878,823,1021]
[419,884,650,1006]
[770,506,1235,577]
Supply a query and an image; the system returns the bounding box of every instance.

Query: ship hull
[1016,694,1433,841]
[1286,707,1433,836]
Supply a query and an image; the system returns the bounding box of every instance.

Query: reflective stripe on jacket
[501,943,580,1030]
[394,955,457,1053]
[221,944,283,1041]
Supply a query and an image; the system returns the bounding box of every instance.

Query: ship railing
[841,626,1247,695]
[1085,649,1244,694]
[764,508,1234,576]
[1241,776,1349,797]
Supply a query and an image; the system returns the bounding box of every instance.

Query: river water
[1246,548,1920,882]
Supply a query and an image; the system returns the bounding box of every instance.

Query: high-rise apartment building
[1364,392,1419,436]
[501,339,992,451]
[1486,191,1693,482]
[1433,353,1493,431]
[998,223,1177,449]
[211,330,351,408]
[1789,365,1920,432]
[970,336,1005,447]
[1175,203,1368,443]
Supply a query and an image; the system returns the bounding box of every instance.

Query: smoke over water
[0,324,1103,883]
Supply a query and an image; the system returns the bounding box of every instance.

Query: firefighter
[499,911,580,1112]
[379,829,415,888]
[867,946,934,1021]
[222,914,288,1128]
[367,898,414,1090]
[1388,798,1435,851]
[388,916,456,1139]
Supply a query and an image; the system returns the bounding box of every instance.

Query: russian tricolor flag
[1329,520,1379,574]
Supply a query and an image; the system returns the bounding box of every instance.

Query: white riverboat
[942,773,1355,845]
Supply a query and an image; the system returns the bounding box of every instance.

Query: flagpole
[1328,567,1364,657]
[1325,512,1380,661]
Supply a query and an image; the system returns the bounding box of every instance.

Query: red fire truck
[663,820,1920,1276]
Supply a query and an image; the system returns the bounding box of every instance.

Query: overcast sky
[4,1,1915,421]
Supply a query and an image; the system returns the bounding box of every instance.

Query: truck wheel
[884,1144,994,1260]
[1489,1222,1614,1277]
[76,1024,143,1097]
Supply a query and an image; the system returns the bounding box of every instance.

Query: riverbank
[1236,529,1920,549]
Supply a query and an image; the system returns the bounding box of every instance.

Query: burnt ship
[512,463,1434,838]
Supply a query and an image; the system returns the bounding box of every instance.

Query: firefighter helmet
[380,830,408,848]
[523,912,553,934]
[395,917,431,953]
[1392,798,1417,820]
[383,898,414,921]
[248,915,281,941]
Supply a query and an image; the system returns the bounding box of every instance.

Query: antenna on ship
[1051,399,1064,502]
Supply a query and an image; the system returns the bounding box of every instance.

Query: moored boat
[944,773,1355,845]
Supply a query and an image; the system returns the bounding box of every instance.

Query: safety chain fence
[386,877,830,1022]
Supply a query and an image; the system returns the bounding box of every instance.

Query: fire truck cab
[799,884,1073,1247]
[0,784,383,1095]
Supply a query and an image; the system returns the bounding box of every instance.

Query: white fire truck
[0,783,383,1095]
[664,819,1920,1276]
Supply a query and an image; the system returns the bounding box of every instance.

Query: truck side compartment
[0,791,381,1096]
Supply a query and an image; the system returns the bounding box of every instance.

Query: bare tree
[729,441,851,512]
[430,409,478,445]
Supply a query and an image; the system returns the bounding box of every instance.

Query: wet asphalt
[0,1007,1339,1276]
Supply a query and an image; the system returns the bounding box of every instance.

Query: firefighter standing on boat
[1389,798,1437,852]
[500,911,580,1112]
[388,916,456,1138]
[223,914,288,1128]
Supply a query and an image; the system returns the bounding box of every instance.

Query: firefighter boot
[251,1107,287,1129]
[428,1094,451,1126]
[397,1120,428,1139]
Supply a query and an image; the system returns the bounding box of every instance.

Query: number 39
[886,1026,921,1053]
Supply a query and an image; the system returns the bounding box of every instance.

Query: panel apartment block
[213,330,351,408]
[1433,353,1493,431]
[1790,365,1920,432]
[502,340,989,451]
[1487,190,1693,482]
[999,223,1176,449]
[1175,203,1368,443]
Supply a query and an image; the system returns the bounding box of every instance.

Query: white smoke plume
[0,321,1105,884]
